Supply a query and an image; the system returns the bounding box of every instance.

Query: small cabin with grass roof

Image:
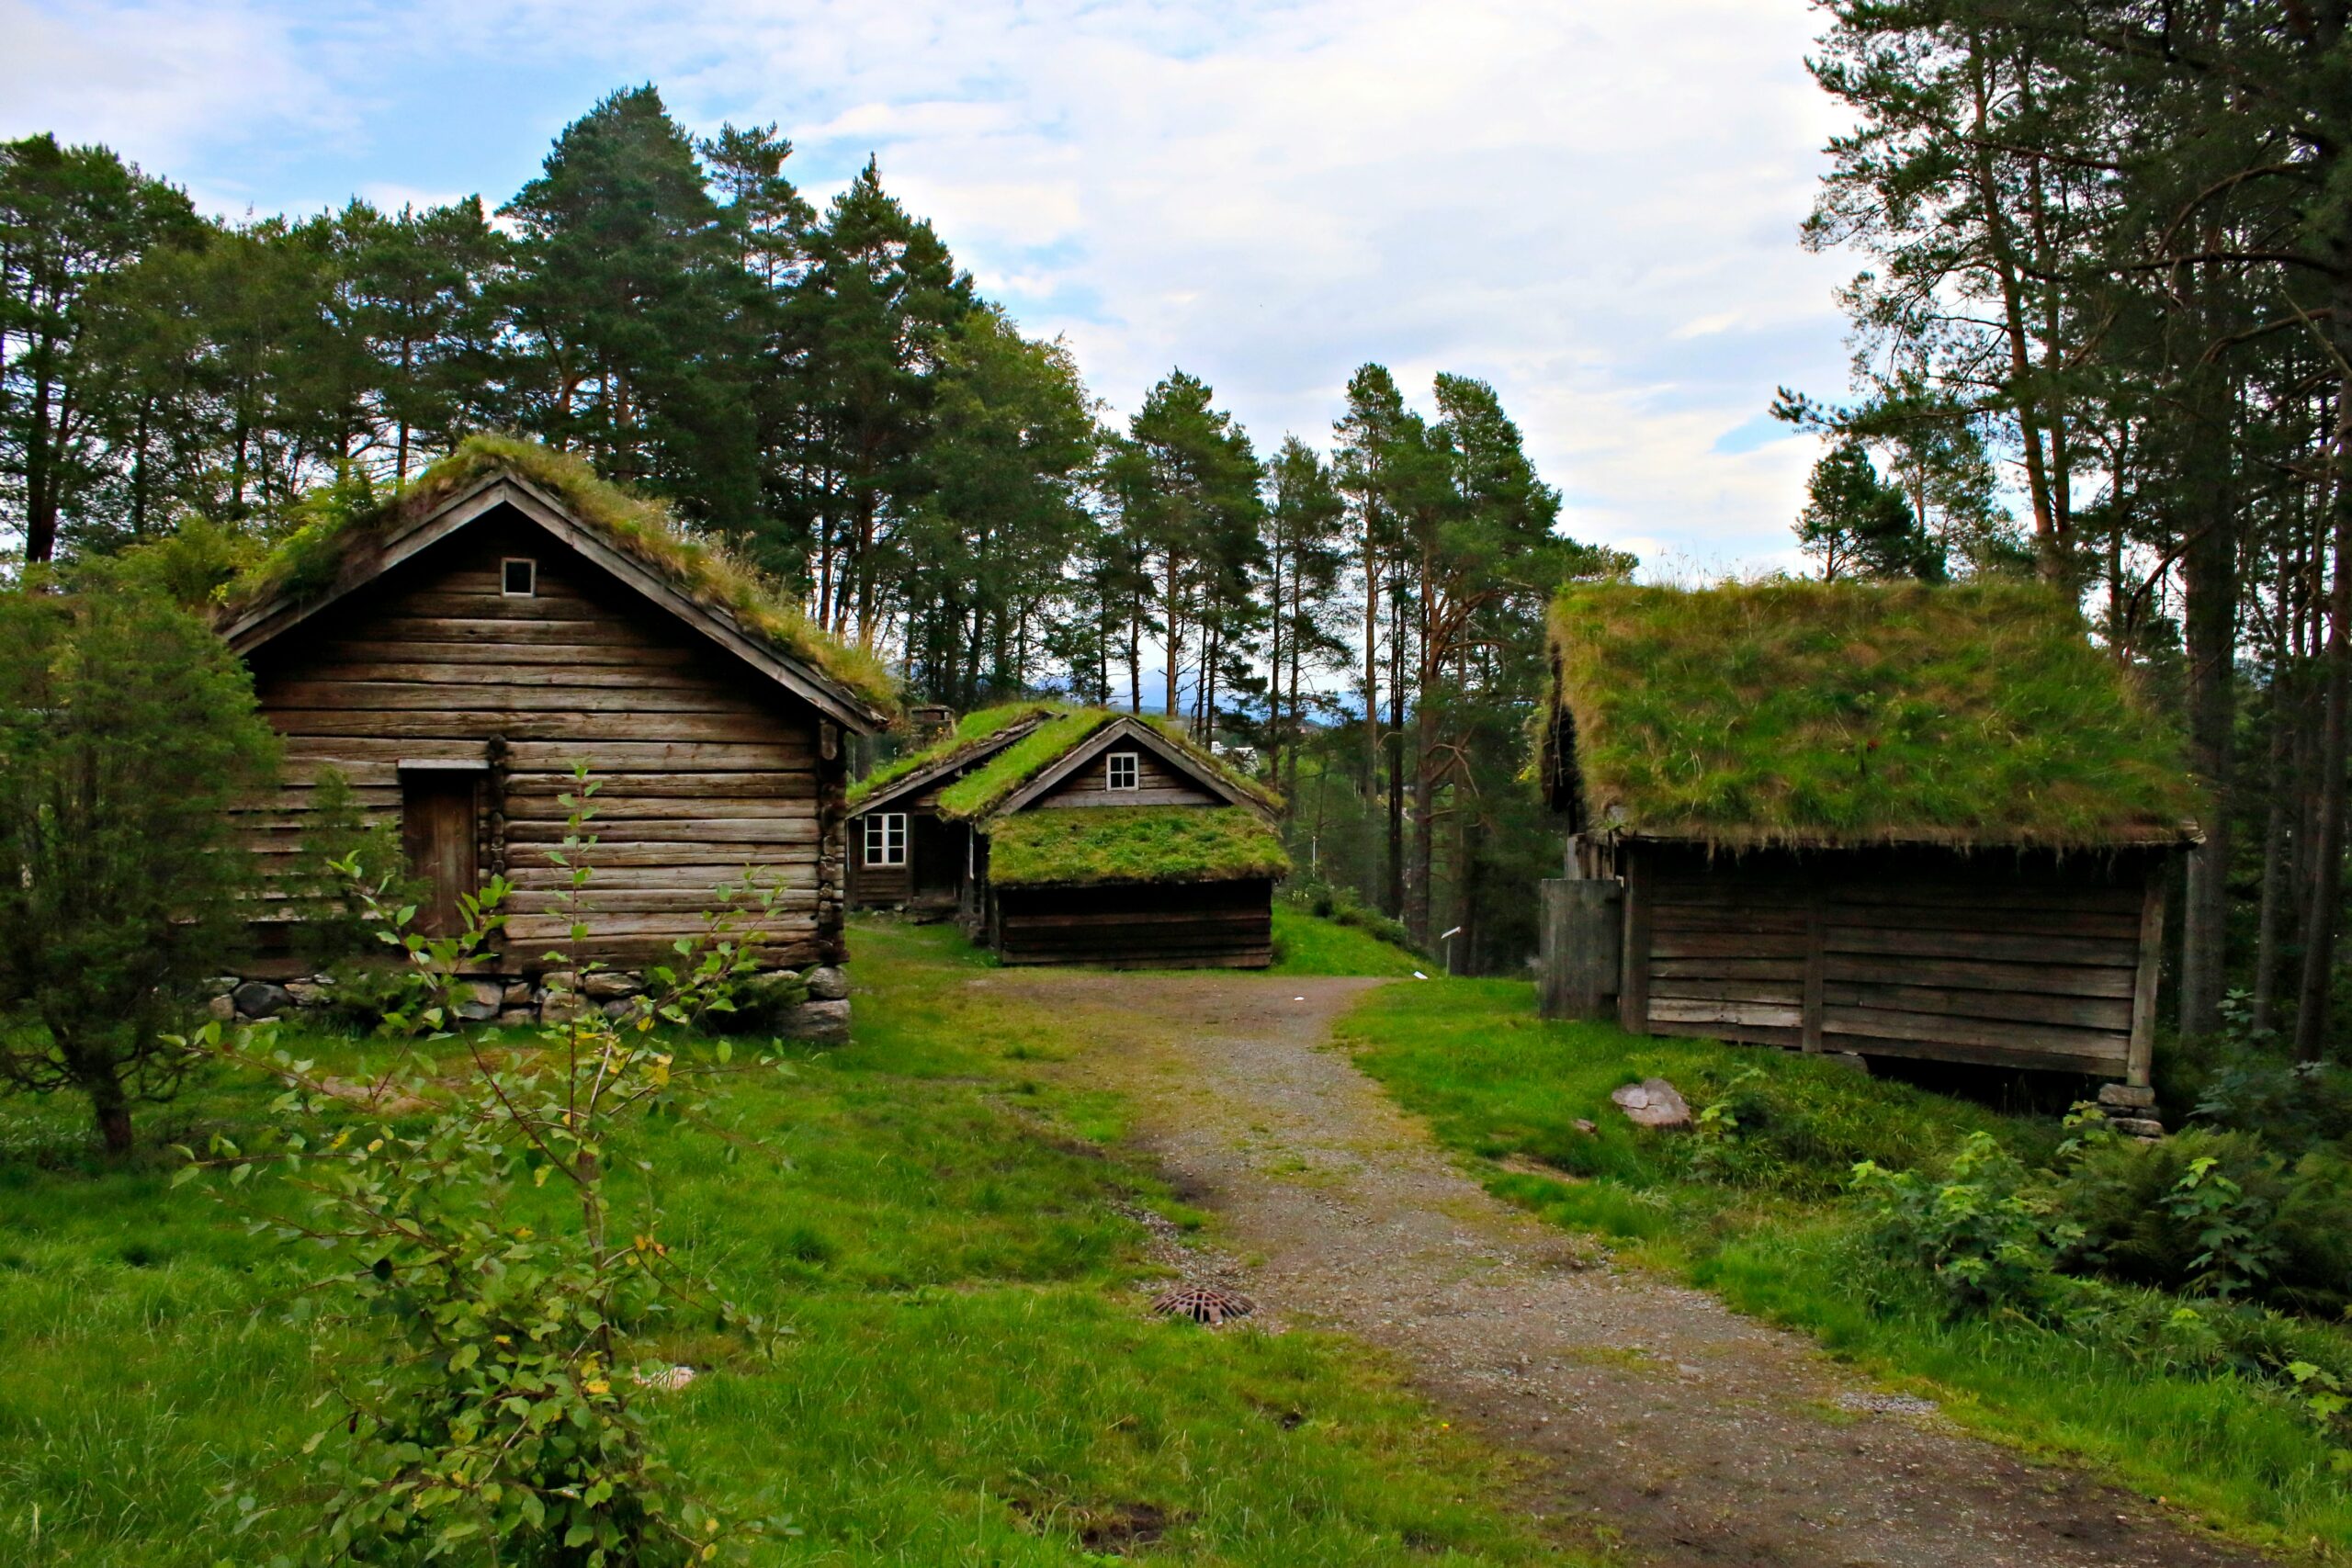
[214,435,895,1006]
[1538,580,2200,1088]
[848,705,1288,966]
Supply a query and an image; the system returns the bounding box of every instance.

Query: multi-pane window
[1106,751,1139,790]
[864,812,908,866]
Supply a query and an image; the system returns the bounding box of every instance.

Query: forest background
[8,0,2352,1031]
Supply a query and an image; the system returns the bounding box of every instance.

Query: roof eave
[220,469,891,735]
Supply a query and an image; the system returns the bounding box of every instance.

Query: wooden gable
[235,491,854,976]
[991,716,1261,818]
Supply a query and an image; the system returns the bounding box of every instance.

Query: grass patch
[990,806,1290,888]
[847,701,1063,807]
[1548,578,2198,848]
[1339,977,2352,1558]
[0,920,1585,1566]
[1269,907,1424,978]
[933,709,1281,821]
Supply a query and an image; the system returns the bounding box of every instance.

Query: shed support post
[2127,869,2165,1089]
[1538,878,1622,1021]
[1801,890,1826,1053]
[1618,843,1652,1035]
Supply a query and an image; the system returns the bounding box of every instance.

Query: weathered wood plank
[1823,1031,2127,1074]
[270,710,785,743]
[1819,953,2137,998]
[263,681,765,716]
[1620,847,1652,1033]
[311,639,695,669]
[351,616,667,648]
[1819,926,2138,967]
[1822,1004,2122,1056]
[507,818,820,845]
[505,796,810,822]
[505,770,812,795]
[1821,982,2132,1031]
[2128,874,2165,1089]
[1647,977,1804,1006]
[1649,998,1806,1029]
[1649,931,1812,960]
[1816,904,2144,942]
[1648,957,1806,983]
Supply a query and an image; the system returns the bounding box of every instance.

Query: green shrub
[1851,1131,2075,1315]
[2054,1124,2352,1314]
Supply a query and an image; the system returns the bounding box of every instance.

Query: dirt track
[978,968,2275,1568]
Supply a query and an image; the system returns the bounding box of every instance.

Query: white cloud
[4,0,1857,570]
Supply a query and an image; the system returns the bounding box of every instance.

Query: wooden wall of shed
[1620,842,2163,1082]
[992,878,1272,968]
[239,508,845,974]
[1035,743,1222,809]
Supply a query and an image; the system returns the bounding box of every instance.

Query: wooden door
[401,773,479,938]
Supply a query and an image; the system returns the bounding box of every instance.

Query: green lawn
[1268,906,1424,977]
[1337,978,2352,1562]
[0,921,1584,1566]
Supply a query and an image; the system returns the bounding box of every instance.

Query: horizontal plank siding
[1626,843,2164,1074]
[1038,748,1223,810]
[243,508,842,973]
[994,879,1272,968]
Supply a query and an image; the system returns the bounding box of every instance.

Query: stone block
[582,970,643,1000]
[207,993,236,1022]
[284,980,332,1008]
[2097,1082,2156,1110]
[803,965,849,1001]
[496,1009,538,1028]
[779,998,852,1046]
[454,980,503,1021]
[1611,1077,1690,1129]
[502,981,534,1007]
[232,980,291,1019]
[2111,1116,2166,1139]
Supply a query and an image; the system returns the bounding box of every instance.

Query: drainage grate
[1151,1284,1255,1326]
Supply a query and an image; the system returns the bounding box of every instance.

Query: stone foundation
[205,964,852,1045]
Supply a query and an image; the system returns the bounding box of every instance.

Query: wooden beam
[2127,868,2166,1089]
[1618,842,1652,1034]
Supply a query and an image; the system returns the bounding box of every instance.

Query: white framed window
[1106,751,1139,791]
[864,812,908,866]
[502,557,537,597]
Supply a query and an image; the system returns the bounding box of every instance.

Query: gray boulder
[803,965,849,1001]
[1611,1077,1691,1130]
[780,998,852,1046]
[232,980,291,1019]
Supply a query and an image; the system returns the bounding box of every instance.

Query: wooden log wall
[1623,842,2164,1081]
[240,509,844,974]
[993,878,1273,968]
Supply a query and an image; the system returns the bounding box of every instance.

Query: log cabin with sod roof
[1536,580,2201,1091]
[212,436,895,1025]
[846,705,1289,967]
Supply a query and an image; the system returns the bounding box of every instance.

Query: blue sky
[5,0,1858,574]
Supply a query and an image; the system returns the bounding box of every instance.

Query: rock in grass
[1611,1077,1690,1129]
[232,980,291,1019]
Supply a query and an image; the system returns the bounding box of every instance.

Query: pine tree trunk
[2292,324,2352,1062]
[1385,589,1406,919]
[2177,364,2240,1038]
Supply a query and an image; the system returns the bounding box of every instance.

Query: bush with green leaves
[2052,1122,2352,1314]
[181,770,790,1563]
[0,576,277,1153]
[1851,1131,2077,1315]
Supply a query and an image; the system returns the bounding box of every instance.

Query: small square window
[502,558,537,597]
[1106,751,1139,790]
[864,812,907,867]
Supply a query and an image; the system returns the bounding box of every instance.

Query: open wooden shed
[848,705,1288,967]
[216,436,894,983]
[1537,580,2200,1087]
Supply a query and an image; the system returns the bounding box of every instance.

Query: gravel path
[977,968,2275,1568]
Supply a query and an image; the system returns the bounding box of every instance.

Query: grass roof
[989,806,1293,888]
[1547,578,2199,851]
[846,701,1067,807]
[925,706,1281,821]
[224,434,898,713]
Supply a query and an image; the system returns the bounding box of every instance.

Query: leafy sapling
[178,765,791,1564]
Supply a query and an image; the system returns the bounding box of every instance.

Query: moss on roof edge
[223,434,899,715]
